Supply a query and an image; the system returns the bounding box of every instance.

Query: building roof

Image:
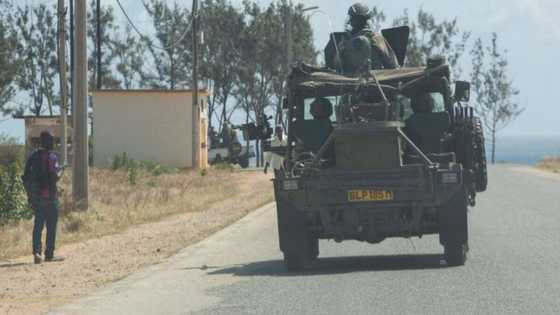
[13,115,73,120]
[92,89,210,96]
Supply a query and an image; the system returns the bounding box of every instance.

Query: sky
[1,0,560,140]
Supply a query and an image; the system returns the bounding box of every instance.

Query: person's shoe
[45,256,65,263]
[34,254,42,264]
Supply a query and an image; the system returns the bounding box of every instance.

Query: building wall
[21,116,73,159]
[93,91,205,168]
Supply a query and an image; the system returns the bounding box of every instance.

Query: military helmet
[348,3,371,19]
[310,98,333,119]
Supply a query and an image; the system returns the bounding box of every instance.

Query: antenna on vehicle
[369,69,391,120]
[311,10,343,74]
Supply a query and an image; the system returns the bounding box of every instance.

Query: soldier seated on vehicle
[410,92,434,114]
[405,92,451,154]
[294,98,334,154]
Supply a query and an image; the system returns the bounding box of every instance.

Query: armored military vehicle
[208,125,252,168]
[270,26,487,271]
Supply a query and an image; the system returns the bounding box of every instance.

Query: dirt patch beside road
[509,164,560,181]
[0,169,273,315]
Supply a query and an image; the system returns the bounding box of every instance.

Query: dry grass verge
[536,156,560,174]
[1,167,268,259]
[0,167,273,315]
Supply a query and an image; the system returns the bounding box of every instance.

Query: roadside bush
[112,153,178,183]
[112,152,129,171]
[214,162,234,172]
[127,159,138,186]
[0,133,24,166]
[0,161,32,225]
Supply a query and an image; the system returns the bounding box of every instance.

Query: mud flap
[276,197,307,253]
[439,187,469,246]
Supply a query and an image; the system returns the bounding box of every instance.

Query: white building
[92,90,208,169]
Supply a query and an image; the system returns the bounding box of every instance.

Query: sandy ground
[0,171,273,315]
[508,164,560,181]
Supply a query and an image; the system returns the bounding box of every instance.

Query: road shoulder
[0,180,273,315]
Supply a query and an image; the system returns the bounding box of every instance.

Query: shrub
[0,133,24,166]
[0,161,32,225]
[63,212,85,233]
[214,162,234,172]
[112,152,130,171]
[127,159,138,186]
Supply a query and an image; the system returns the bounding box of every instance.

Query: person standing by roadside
[264,126,287,177]
[22,131,64,264]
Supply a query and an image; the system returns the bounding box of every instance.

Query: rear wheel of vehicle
[440,188,469,267]
[445,243,467,266]
[309,237,319,260]
[284,235,312,272]
[282,226,314,272]
[214,154,222,164]
[239,158,249,169]
[473,118,488,192]
[284,250,308,272]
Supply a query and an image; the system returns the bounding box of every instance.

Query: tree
[144,0,191,89]
[272,0,317,124]
[87,0,121,90]
[235,1,316,165]
[0,2,19,116]
[114,25,148,89]
[14,4,59,116]
[199,0,245,133]
[471,33,523,164]
[393,9,470,78]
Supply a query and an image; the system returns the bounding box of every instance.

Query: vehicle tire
[284,250,309,272]
[473,118,488,192]
[444,243,467,266]
[309,237,319,260]
[440,188,469,267]
[283,230,316,271]
[239,158,249,169]
[281,217,313,272]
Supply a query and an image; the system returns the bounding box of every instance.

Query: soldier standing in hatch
[346,2,399,69]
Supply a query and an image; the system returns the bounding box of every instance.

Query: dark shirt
[42,150,60,199]
[25,149,61,201]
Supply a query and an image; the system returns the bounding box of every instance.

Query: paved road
[53,165,560,315]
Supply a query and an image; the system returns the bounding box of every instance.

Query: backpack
[22,150,51,196]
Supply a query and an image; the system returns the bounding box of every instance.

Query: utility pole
[73,0,89,210]
[70,0,74,116]
[191,0,200,169]
[58,0,68,166]
[96,0,102,90]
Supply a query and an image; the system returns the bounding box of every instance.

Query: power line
[115,0,193,51]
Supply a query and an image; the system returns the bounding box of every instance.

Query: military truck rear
[270,27,487,271]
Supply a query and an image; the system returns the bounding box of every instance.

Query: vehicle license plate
[348,189,394,202]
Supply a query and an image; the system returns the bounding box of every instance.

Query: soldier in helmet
[344,2,399,70]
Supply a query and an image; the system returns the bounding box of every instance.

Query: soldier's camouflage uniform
[351,28,399,70]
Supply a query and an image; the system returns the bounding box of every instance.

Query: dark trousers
[32,199,59,258]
